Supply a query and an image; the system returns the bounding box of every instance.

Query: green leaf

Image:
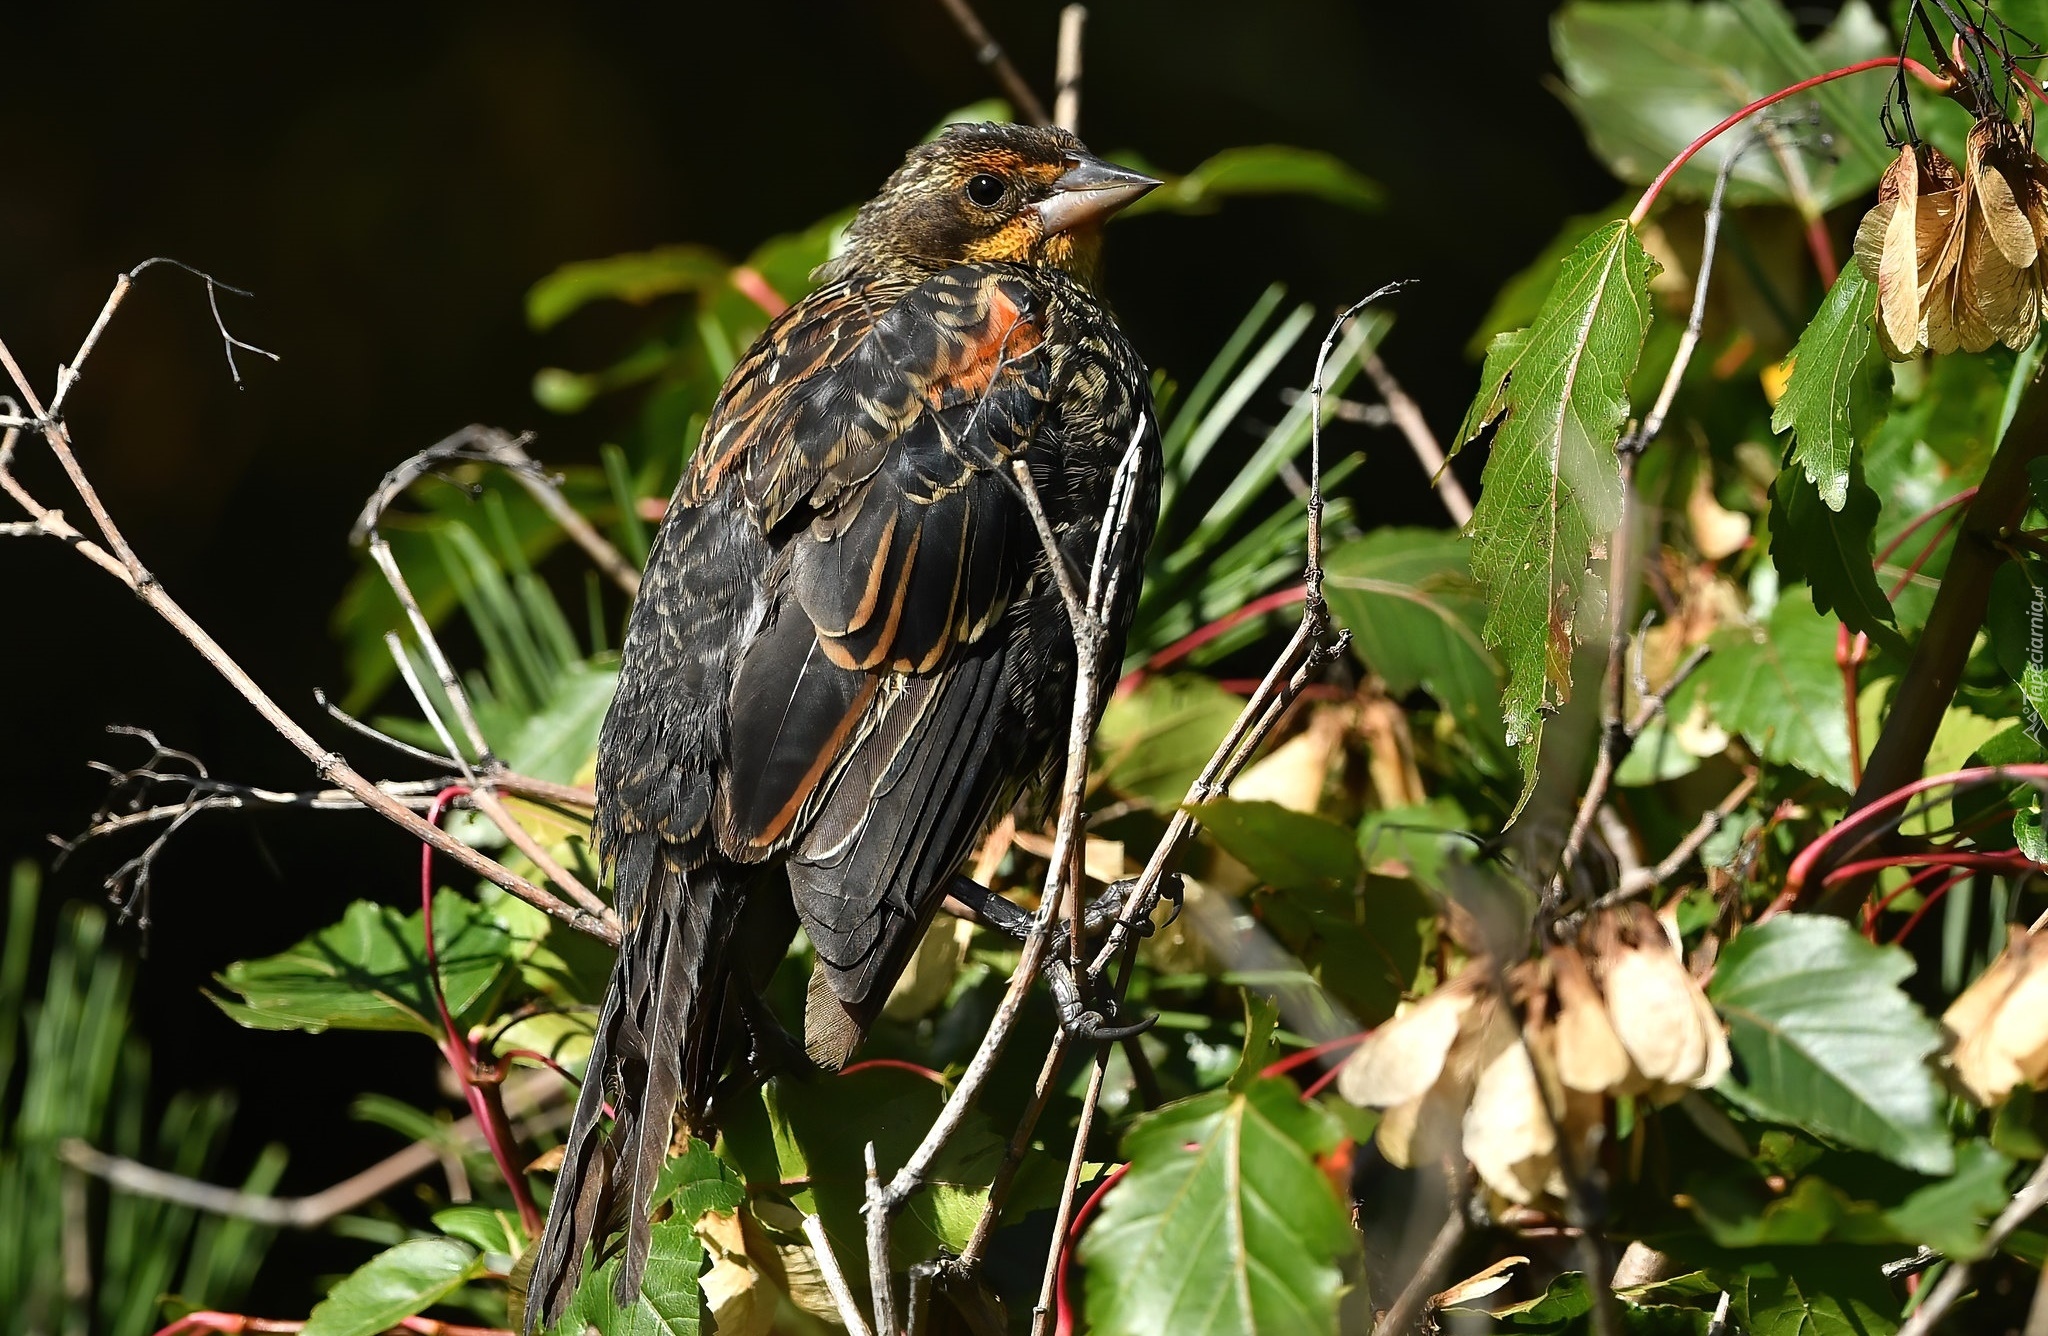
[1457,220,1659,808]
[1552,0,1892,210]
[1769,463,1902,654]
[761,1067,1004,1273]
[1694,588,1856,791]
[551,1213,704,1336]
[1480,1270,1719,1332]
[1708,915,1952,1175]
[1081,1077,1351,1336]
[1771,266,1882,509]
[1715,1250,1903,1336]
[432,1205,522,1256]
[526,244,730,331]
[1883,1139,2013,1261]
[1096,674,1246,808]
[1323,528,1505,752]
[1250,875,1436,1026]
[300,1238,484,1336]
[209,892,533,1037]
[1199,799,1361,893]
[1126,145,1383,217]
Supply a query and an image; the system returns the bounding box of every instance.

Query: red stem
[1116,584,1307,698]
[422,786,542,1239]
[1877,488,1976,569]
[1259,1030,1369,1079]
[1628,57,1947,227]
[1299,1063,1346,1101]
[1890,868,1973,945]
[1861,861,1952,939]
[838,1057,950,1085]
[1825,849,2035,885]
[1054,1163,1131,1336]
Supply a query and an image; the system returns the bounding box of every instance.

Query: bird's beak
[1032,155,1161,236]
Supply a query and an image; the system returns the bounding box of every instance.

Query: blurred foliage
[0,864,284,1335]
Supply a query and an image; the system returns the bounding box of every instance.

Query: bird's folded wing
[704,265,1050,862]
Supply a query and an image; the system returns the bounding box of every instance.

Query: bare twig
[1369,1164,1470,1336]
[57,1072,567,1229]
[316,688,463,769]
[0,270,618,945]
[1053,6,1087,132]
[936,0,1052,125]
[865,424,1150,1327]
[803,1213,874,1336]
[1594,771,1758,908]
[1356,351,1473,525]
[1898,1155,2048,1336]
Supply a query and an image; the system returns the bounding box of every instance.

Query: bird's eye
[964,173,1007,208]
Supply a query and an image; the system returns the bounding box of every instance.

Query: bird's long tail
[524,856,730,1329]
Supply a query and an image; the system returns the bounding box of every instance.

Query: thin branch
[1053,5,1087,132]
[936,0,1052,125]
[1356,351,1473,526]
[1594,771,1759,908]
[1898,1155,2048,1336]
[0,273,617,945]
[388,631,475,782]
[483,432,641,596]
[1369,1163,1471,1336]
[865,421,1150,1328]
[803,1213,874,1336]
[315,688,463,769]
[56,1072,567,1229]
[467,786,610,925]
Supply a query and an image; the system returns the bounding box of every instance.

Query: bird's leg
[941,874,1173,1041]
[729,981,809,1083]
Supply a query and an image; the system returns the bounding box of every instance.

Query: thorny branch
[0,265,621,946]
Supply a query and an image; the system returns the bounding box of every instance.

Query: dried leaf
[1336,979,1480,1108]
[1947,926,2048,1105]
[1875,144,1924,354]
[1550,946,1632,1093]
[1463,1037,1559,1205]
[1686,465,1752,560]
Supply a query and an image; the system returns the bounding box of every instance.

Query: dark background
[0,0,1612,1307]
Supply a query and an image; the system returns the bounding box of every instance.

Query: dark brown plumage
[526,122,1160,1326]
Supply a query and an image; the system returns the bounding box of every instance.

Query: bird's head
[823,122,1158,286]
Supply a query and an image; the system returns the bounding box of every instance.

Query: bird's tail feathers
[525,855,732,1330]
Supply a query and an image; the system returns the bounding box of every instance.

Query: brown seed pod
[1855,143,1965,359]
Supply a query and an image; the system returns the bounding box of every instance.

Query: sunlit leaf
[300,1238,484,1336]
[1324,527,1505,754]
[1456,219,1659,809]
[526,244,730,332]
[1081,1077,1352,1336]
[1772,266,1884,511]
[1096,674,1246,809]
[1126,144,1383,217]
[1708,915,1952,1175]
[1199,798,1361,892]
[209,892,534,1037]
[1552,0,1892,210]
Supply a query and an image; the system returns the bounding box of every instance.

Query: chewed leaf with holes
[1081,1076,1353,1336]
[208,891,535,1037]
[1456,219,1658,811]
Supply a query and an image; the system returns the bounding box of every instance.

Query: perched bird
[526,122,1161,1325]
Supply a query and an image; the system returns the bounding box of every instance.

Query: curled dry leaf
[696,1208,776,1336]
[1549,944,1631,1094]
[1337,975,1481,1109]
[1944,924,2048,1106]
[1462,1033,1562,1205]
[1594,904,1729,1101]
[1854,112,2048,358]
[1686,466,1751,562]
